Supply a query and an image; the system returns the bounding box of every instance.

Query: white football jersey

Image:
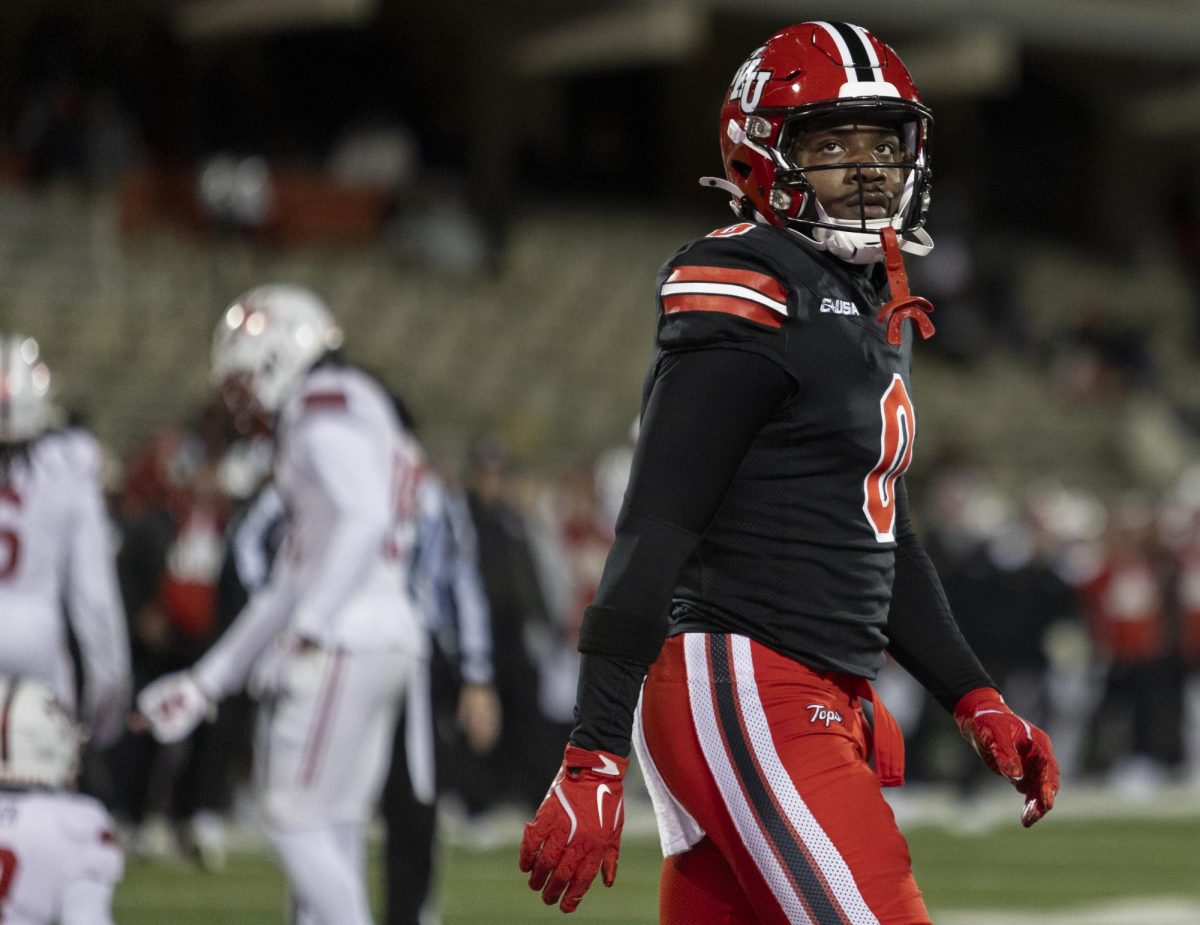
[0,790,123,925]
[0,430,130,744]
[195,365,428,698]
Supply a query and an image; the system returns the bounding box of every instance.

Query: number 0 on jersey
[863,374,915,542]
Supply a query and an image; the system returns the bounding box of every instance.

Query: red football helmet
[707,21,933,263]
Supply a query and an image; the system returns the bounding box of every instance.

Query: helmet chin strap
[699,176,751,220]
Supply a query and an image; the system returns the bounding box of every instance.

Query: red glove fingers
[545,846,611,913]
[519,744,628,913]
[521,812,569,892]
[954,687,1060,828]
[1016,723,1058,827]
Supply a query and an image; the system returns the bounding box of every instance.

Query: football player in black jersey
[520,22,1059,924]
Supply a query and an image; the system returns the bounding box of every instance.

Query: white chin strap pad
[808,220,933,265]
[813,227,884,265]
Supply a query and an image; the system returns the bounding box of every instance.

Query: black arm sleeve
[571,346,794,755]
[885,481,995,712]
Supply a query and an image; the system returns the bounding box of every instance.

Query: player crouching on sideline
[520,21,1059,924]
[133,285,428,925]
[0,676,124,924]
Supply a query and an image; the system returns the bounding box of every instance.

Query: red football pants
[637,634,931,925]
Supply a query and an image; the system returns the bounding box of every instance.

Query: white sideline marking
[937,898,1200,925]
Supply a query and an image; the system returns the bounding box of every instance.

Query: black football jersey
[650,221,918,678]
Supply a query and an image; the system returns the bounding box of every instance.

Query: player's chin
[831,202,892,222]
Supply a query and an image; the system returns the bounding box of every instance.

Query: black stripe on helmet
[828,22,877,83]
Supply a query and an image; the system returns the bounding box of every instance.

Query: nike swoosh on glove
[519,744,628,913]
[135,671,214,744]
[954,686,1060,827]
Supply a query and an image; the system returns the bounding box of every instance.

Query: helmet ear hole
[730,159,752,180]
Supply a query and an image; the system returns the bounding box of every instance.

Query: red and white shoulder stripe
[660,264,789,329]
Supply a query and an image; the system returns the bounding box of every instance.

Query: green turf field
[113,815,1200,924]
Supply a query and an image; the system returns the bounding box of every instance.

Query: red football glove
[954,687,1060,827]
[519,744,628,913]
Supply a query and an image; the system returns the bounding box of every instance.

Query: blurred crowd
[896,461,1200,801]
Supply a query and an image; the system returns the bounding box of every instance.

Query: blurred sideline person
[0,676,124,924]
[0,334,130,751]
[383,458,501,925]
[461,438,562,815]
[134,285,427,925]
[1079,497,1182,782]
[520,22,1059,923]
[108,427,230,861]
[129,440,284,869]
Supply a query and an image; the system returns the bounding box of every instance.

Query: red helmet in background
[708,21,933,264]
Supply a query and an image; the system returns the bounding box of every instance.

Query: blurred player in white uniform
[0,675,124,925]
[0,335,130,749]
[136,285,427,925]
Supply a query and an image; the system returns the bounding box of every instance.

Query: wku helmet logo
[729,46,770,113]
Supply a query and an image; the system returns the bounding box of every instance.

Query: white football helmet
[0,677,84,789]
[0,335,52,443]
[211,284,343,414]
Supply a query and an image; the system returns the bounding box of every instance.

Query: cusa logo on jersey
[820,297,860,316]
